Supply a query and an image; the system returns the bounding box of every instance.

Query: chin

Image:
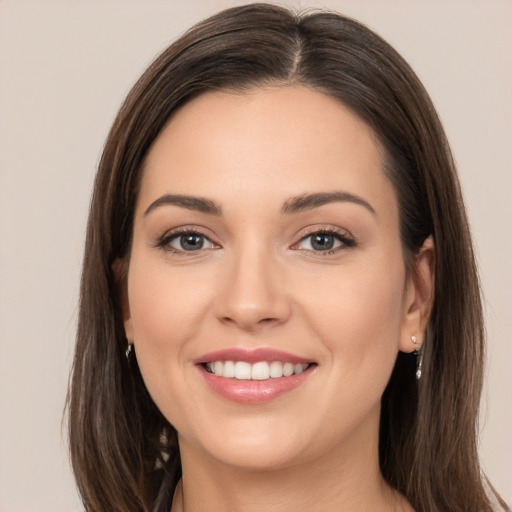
[207,442,304,472]
[180,417,313,472]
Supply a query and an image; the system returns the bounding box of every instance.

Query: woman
[67,3,507,511]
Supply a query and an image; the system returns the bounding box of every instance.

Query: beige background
[0,0,510,510]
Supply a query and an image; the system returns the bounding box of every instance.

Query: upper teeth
[206,361,309,380]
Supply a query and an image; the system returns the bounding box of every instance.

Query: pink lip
[194,348,315,404]
[199,367,313,404]
[194,347,312,365]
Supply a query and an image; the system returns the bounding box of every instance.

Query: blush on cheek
[310,267,404,381]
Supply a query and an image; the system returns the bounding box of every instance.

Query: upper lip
[194,348,313,365]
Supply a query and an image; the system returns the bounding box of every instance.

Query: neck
[171,408,412,512]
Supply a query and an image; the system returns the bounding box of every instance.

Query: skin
[120,86,434,512]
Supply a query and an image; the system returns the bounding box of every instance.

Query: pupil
[181,234,203,251]
[312,234,334,251]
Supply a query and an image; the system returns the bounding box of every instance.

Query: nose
[214,246,291,332]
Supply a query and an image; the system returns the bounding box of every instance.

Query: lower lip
[199,366,314,404]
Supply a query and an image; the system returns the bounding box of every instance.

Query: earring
[411,335,422,379]
[413,335,422,380]
[126,343,133,359]
[415,348,423,380]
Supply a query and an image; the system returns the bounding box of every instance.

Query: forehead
[139,86,395,218]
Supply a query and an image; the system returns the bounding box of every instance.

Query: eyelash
[293,227,356,256]
[154,226,356,256]
[154,227,218,255]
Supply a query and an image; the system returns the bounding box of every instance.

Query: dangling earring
[126,343,133,359]
[412,335,422,380]
[415,349,423,380]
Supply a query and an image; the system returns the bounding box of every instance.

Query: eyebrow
[281,191,376,215]
[144,194,222,216]
[144,190,376,217]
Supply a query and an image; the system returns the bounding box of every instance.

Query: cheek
[125,254,212,409]
[128,273,181,353]
[128,254,211,344]
[297,259,405,380]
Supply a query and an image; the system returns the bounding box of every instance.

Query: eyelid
[154,226,221,254]
[153,224,355,255]
[291,225,356,254]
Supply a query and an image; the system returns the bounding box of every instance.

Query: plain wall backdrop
[0,0,510,510]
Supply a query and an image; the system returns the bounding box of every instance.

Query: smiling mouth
[195,348,316,403]
[203,361,313,380]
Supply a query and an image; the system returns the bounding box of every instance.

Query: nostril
[213,273,292,330]
[259,317,279,324]
[220,315,280,330]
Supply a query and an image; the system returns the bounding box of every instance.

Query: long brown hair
[67,4,506,511]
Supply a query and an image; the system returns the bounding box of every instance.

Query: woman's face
[122,86,427,472]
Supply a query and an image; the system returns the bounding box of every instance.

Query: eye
[294,230,355,253]
[171,233,206,251]
[157,230,218,253]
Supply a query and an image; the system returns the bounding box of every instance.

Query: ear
[112,258,134,343]
[399,236,435,353]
